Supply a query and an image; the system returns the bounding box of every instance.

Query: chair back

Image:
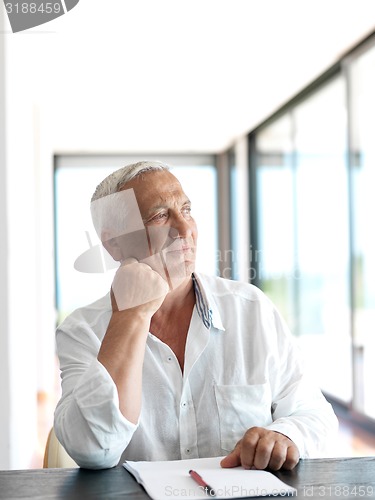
[43,427,79,468]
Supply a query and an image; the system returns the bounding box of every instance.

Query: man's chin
[166,261,195,290]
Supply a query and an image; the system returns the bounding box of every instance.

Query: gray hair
[91,160,169,241]
[91,160,169,202]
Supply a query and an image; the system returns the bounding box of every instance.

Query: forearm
[98,261,168,422]
[98,308,151,423]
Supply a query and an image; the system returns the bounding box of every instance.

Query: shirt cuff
[73,358,138,437]
[265,420,306,458]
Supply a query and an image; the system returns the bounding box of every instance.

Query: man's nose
[168,215,192,239]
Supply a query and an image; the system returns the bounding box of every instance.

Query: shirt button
[186,448,191,454]
[181,401,187,408]
[167,356,173,362]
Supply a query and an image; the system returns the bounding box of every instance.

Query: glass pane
[55,160,218,322]
[255,115,297,330]
[55,166,116,322]
[294,77,352,403]
[350,43,375,418]
[229,148,240,281]
[254,79,352,404]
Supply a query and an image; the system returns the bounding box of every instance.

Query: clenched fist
[111,258,169,314]
[221,427,300,471]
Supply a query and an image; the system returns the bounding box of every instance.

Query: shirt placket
[179,381,198,459]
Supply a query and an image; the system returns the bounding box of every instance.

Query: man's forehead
[120,172,188,204]
[150,183,188,200]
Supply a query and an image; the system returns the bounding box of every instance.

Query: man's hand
[220,427,300,471]
[111,258,169,314]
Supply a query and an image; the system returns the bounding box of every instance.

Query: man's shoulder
[57,293,111,333]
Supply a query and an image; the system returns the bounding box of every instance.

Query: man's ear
[101,232,123,262]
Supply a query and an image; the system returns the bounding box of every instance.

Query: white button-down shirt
[54,273,337,469]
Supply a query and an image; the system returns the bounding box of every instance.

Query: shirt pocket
[214,383,273,452]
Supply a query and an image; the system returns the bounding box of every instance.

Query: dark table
[0,457,374,499]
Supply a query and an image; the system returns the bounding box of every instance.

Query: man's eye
[182,206,192,218]
[150,212,168,223]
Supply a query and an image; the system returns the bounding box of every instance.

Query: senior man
[54,160,337,470]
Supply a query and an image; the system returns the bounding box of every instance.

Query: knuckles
[111,260,169,312]
[237,427,299,471]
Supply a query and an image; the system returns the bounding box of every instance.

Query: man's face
[116,170,198,288]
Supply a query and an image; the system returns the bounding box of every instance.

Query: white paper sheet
[123,456,297,499]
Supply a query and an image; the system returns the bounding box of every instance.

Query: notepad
[123,456,297,500]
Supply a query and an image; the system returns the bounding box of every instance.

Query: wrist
[107,307,152,338]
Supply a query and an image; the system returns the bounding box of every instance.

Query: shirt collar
[192,273,225,332]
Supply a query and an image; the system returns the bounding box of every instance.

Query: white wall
[0,11,56,469]
[0,4,11,470]
[0,18,37,467]
[33,108,57,400]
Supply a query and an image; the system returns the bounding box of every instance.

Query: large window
[253,77,351,403]
[255,115,296,331]
[349,43,375,419]
[250,36,375,422]
[55,155,218,322]
[293,77,351,403]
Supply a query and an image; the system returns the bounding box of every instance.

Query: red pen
[189,469,216,497]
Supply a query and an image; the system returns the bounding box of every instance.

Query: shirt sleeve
[54,318,138,469]
[264,305,338,458]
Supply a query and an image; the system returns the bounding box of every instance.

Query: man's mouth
[164,241,195,254]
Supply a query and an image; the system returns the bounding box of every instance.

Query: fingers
[282,445,300,470]
[220,442,241,468]
[252,431,276,470]
[111,259,169,312]
[221,427,300,472]
[266,440,287,471]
